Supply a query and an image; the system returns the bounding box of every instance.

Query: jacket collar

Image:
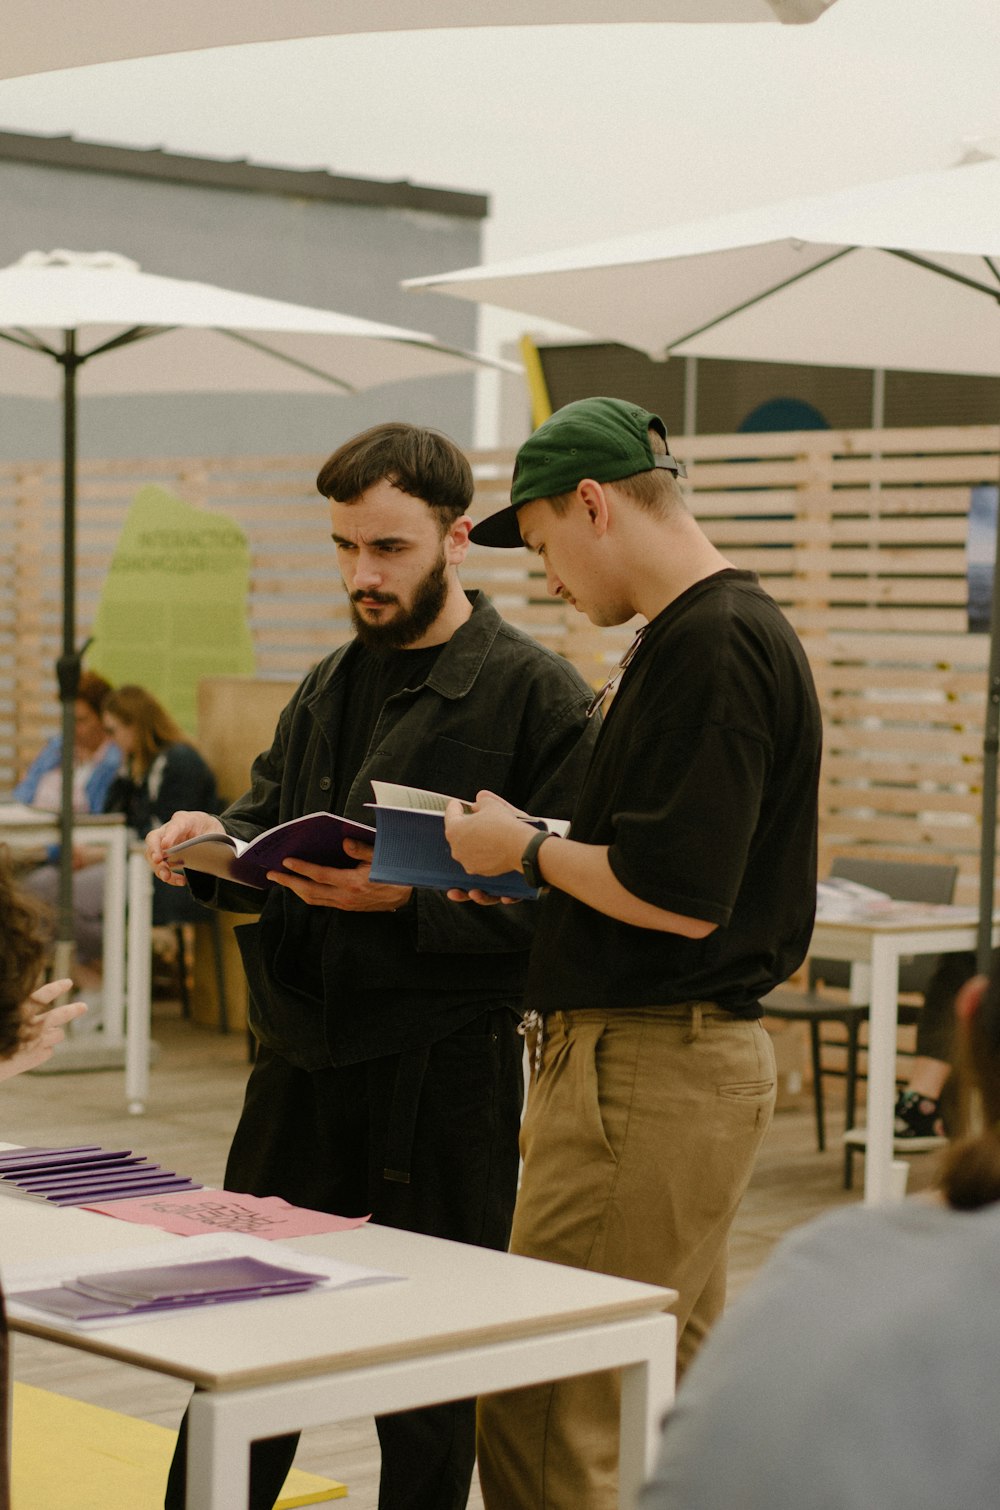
[306,589,501,713]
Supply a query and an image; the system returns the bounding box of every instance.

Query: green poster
[89,485,255,736]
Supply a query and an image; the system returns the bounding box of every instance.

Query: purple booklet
[14,1159,147,1189]
[0,1146,127,1174]
[0,1143,200,1206]
[16,1255,328,1321]
[165,811,376,890]
[45,1177,201,1206]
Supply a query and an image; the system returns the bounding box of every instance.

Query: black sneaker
[893,1090,947,1151]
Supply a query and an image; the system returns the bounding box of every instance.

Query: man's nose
[353,553,383,589]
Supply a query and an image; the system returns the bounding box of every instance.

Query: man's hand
[0,980,88,1081]
[269,839,412,912]
[146,810,226,885]
[443,791,532,907]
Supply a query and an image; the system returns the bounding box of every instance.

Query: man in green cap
[445,397,822,1510]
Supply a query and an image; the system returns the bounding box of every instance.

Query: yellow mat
[11,1382,347,1507]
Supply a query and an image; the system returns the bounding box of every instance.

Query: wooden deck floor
[2,1002,942,1508]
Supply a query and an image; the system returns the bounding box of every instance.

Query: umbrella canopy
[406,156,1000,373]
[2,0,840,81]
[409,155,1000,965]
[0,249,513,396]
[1,248,515,969]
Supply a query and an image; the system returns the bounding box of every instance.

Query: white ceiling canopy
[407,156,1000,378]
[2,0,841,81]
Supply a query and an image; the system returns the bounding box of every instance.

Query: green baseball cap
[470,396,687,549]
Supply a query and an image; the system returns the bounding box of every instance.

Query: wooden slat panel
[5,425,1000,903]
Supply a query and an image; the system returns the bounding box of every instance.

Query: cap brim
[469,506,526,549]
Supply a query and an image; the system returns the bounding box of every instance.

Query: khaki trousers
[477,1004,776,1510]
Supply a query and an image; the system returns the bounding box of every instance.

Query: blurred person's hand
[0,980,87,1081]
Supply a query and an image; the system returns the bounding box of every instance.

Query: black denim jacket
[192,593,598,1068]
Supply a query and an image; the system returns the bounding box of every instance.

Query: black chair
[760,857,958,1162]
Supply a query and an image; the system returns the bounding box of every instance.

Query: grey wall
[0,156,485,459]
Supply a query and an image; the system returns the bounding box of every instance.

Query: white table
[0,804,153,1113]
[810,905,1000,1205]
[1,1197,677,1510]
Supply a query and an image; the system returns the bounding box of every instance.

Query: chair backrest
[810,857,959,996]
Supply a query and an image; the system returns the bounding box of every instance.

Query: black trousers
[165,1005,523,1510]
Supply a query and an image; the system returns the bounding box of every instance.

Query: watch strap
[520,828,552,891]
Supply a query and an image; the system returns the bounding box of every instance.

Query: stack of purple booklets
[0,1144,201,1205]
[16,1254,328,1322]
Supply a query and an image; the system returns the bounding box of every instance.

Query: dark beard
[349,552,449,653]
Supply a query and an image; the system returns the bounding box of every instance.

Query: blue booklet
[366,782,568,900]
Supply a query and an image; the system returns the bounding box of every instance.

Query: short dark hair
[77,670,113,718]
[316,423,473,528]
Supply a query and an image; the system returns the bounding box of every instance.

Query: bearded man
[147,421,598,1510]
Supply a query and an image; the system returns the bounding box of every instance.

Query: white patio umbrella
[2,0,840,81]
[409,155,1000,965]
[0,247,516,968]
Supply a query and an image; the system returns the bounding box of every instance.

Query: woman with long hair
[22,686,218,996]
[641,955,1000,1510]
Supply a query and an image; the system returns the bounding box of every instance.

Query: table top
[813,903,993,937]
[0,1195,676,1393]
[0,803,125,830]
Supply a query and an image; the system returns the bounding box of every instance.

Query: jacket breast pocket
[377,733,515,803]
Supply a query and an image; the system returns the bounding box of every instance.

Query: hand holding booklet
[367,782,569,900]
[165,811,376,890]
[164,783,567,899]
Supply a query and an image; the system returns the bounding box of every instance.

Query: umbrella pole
[53,330,81,984]
[977,452,1000,974]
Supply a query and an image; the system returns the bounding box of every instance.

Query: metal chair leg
[809,1018,826,1152]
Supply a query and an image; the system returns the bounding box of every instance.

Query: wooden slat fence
[2,425,998,907]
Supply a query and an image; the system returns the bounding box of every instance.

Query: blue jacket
[13,735,121,814]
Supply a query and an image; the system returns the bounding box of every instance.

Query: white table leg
[863,935,902,1205]
[185,1392,250,1510]
[101,827,127,1045]
[619,1313,676,1507]
[126,848,152,1114]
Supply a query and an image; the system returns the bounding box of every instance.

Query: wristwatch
[520,829,552,891]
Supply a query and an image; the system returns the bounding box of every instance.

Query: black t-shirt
[296,641,445,1002]
[524,570,821,1019]
[333,642,444,811]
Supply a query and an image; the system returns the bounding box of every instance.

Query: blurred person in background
[0,848,87,1510]
[640,951,1000,1510]
[12,669,119,819]
[24,684,217,997]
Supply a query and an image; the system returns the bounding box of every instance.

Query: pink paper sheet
[84,1187,370,1238]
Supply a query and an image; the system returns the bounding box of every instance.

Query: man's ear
[956,974,988,1023]
[446,514,472,565]
[575,478,611,538]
